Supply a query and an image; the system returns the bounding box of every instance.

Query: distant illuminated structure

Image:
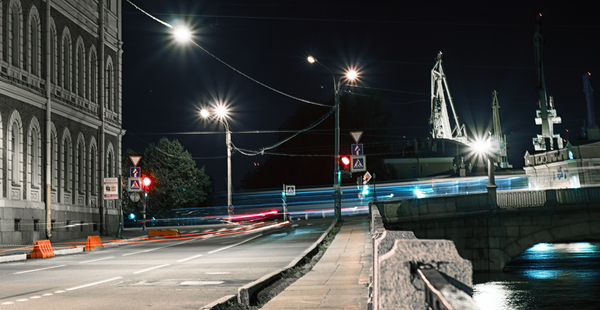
[532,14,563,151]
[430,52,468,144]
[491,91,512,169]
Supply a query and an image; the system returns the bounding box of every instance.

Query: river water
[472,242,600,309]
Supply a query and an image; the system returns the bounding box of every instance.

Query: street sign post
[351,143,363,156]
[350,155,367,172]
[130,156,141,167]
[130,167,141,178]
[350,131,363,144]
[128,177,142,192]
[363,171,372,183]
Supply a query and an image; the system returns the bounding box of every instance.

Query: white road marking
[133,264,170,274]
[122,238,194,256]
[54,291,65,294]
[80,256,115,264]
[291,224,299,227]
[208,234,262,254]
[66,277,123,291]
[180,281,224,285]
[1,302,15,305]
[42,293,53,296]
[177,254,203,263]
[30,296,41,299]
[16,299,28,302]
[13,265,67,274]
[205,272,230,275]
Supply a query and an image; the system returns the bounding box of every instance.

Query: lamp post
[307,56,357,220]
[201,106,233,216]
[141,176,151,231]
[471,137,498,208]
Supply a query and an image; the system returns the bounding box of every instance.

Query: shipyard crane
[430,52,468,144]
[532,14,563,151]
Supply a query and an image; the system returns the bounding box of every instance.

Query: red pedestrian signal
[340,156,351,178]
[142,177,152,189]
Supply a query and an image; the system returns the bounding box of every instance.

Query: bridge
[372,186,600,271]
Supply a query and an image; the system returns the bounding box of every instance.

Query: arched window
[61,30,72,90]
[106,59,113,111]
[90,143,97,196]
[27,7,41,75]
[11,122,20,183]
[89,48,97,103]
[78,140,85,194]
[9,1,22,68]
[107,151,113,178]
[29,126,41,188]
[50,24,57,84]
[62,134,72,193]
[51,129,58,189]
[76,39,85,97]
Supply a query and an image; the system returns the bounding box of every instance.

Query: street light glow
[307,56,316,63]
[174,26,191,42]
[200,109,210,118]
[472,139,491,155]
[346,69,358,81]
[215,106,228,118]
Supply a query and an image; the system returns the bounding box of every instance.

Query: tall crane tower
[430,52,468,144]
[491,90,512,168]
[532,14,563,151]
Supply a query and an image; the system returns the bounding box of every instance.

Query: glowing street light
[201,105,233,215]
[470,136,498,206]
[307,55,358,220]
[173,26,192,43]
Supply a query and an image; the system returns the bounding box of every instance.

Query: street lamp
[307,56,357,220]
[141,176,151,230]
[200,105,233,216]
[471,136,498,207]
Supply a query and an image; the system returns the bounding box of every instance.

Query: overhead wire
[125,0,337,159]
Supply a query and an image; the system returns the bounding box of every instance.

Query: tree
[240,90,397,190]
[121,138,212,218]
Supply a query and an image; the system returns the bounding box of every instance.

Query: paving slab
[261,217,372,310]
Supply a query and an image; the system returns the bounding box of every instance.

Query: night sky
[121,1,600,193]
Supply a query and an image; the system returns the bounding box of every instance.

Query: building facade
[524,141,600,190]
[0,0,123,245]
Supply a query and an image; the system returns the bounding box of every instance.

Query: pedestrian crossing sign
[350,155,366,172]
[128,177,142,192]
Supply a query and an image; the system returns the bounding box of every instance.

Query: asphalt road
[0,219,333,309]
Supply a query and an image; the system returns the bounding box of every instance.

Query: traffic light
[340,156,351,178]
[142,176,152,192]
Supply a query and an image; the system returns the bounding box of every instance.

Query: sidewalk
[261,216,372,310]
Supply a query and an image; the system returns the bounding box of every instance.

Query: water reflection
[473,242,600,309]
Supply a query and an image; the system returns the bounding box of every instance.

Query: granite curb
[236,219,338,308]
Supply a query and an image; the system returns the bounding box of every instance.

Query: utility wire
[126,0,331,108]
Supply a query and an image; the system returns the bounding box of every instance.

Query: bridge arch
[499,220,600,271]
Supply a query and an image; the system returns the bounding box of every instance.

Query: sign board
[228,205,234,212]
[350,131,363,144]
[363,171,372,183]
[129,192,140,202]
[130,156,141,167]
[104,178,119,199]
[350,155,367,172]
[130,167,141,178]
[351,144,363,156]
[128,177,142,192]
[284,184,296,196]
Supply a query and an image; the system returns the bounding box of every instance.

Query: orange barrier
[85,236,104,251]
[148,229,181,237]
[29,240,55,259]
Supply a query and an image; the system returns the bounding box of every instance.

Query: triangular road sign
[350,131,363,144]
[130,156,141,167]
